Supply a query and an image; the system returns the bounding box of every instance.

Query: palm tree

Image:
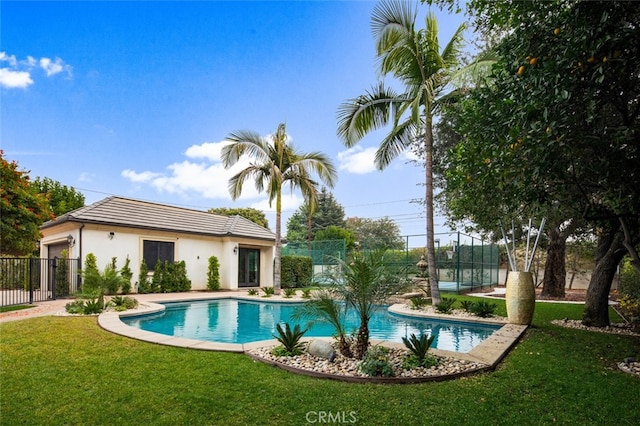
[292,289,354,358]
[337,1,466,305]
[335,249,406,359]
[221,123,337,294]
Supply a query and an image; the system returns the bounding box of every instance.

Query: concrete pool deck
[1,290,528,372]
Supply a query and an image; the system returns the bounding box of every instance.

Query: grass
[0,305,35,313]
[1,297,639,425]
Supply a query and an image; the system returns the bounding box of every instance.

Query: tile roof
[41,196,275,241]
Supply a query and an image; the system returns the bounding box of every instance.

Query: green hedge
[281,256,312,288]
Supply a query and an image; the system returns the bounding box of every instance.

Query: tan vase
[505,271,535,325]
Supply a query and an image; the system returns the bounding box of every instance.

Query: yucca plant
[402,333,437,369]
[272,323,307,356]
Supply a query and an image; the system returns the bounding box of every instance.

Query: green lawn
[1,297,639,425]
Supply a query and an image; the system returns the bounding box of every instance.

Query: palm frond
[337,82,404,146]
[374,119,417,169]
[371,0,416,44]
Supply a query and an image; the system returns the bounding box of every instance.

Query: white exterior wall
[40,223,275,292]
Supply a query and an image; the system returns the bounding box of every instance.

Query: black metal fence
[0,257,81,307]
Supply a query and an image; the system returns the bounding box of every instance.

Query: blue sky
[1,1,468,246]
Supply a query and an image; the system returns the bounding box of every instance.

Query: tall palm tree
[221,123,337,294]
[337,1,466,305]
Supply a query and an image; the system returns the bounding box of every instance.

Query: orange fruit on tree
[554,28,560,36]
[529,57,538,65]
[517,66,525,76]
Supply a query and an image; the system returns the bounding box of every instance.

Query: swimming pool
[122,298,501,353]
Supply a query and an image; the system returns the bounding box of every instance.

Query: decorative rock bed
[246,343,491,384]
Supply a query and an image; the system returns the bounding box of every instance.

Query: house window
[143,240,174,270]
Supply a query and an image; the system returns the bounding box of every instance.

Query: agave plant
[272,323,307,356]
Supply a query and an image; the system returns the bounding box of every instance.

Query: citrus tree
[439,0,640,326]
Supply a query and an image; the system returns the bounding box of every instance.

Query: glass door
[238,248,260,287]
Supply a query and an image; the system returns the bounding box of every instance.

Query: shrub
[151,261,163,293]
[65,299,85,314]
[103,259,123,295]
[470,301,497,318]
[137,260,150,294]
[83,297,104,315]
[409,296,428,310]
[360,346,394,377]
[82,253,100,293]
[281,256,312,288]
[283,287,297,298]
[173,261,191,292]
[435,297,456,314]
[619,257,640,299]
[65,296,105,315]
[619,295,640,324]
[261,287,275,297]
[207,256,220,291]
[401,333,437,369]
[110,296,138,312]
[247,288,259,296]
[272,323,307,356]
[120,256,133,295]
[301,288,312,299]
[460,300,475,313]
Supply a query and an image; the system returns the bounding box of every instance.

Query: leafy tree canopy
[314,225,357,252]
[208,207,269,229]
[0,151,53,255]
[285,187,345,242]
[440,0,640,236]
[31,176,85,217]
[346,216,405,251]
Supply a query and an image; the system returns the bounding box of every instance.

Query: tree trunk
[355,320,369,360]
[541,227,566,298]
[274,191,282,295]
[582,226,626,327]
[424,115,440,305]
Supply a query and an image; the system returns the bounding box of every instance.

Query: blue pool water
[122,298,501,353]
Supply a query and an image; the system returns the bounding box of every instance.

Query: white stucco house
[39,196,276,291]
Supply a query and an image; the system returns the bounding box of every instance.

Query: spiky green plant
[272,323,307,356]
[293,290,353,358]
[402,333,436,368]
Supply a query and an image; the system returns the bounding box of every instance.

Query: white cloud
[39,57,72,77]
[0,68,33,88]
[121,169,163,183]
[0,51,72,89]
[78,172,95,183]
[337,146,378,174]
[121,141,262,201]
[184,141,229,162]
[0,52,17,66]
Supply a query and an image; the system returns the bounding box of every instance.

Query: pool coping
[98,293,527,377]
